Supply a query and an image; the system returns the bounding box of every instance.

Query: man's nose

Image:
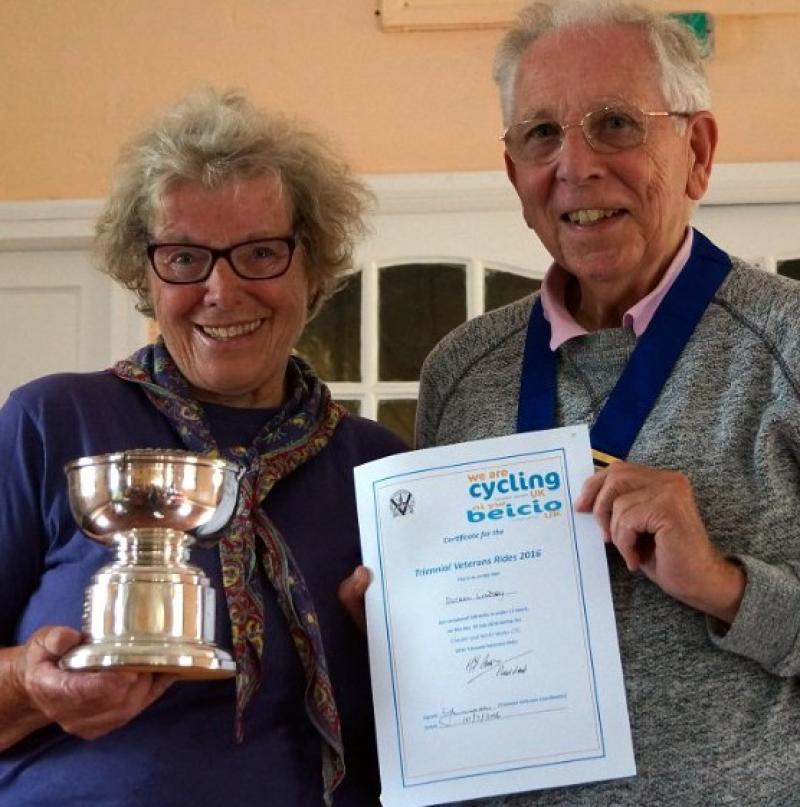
[555,124,605,184]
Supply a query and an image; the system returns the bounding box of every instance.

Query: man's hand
[4,625,174,746]
[576,462,746,624]
[337,566,371,634]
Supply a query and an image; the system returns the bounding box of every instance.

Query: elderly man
[415,0,800,803]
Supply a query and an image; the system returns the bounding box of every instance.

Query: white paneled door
[0,201,147,405]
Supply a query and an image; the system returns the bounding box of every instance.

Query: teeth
[567,209,620,225]
[202,319,263,340]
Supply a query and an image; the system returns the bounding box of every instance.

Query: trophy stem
[61,526,236,679]
[112,527,192,568]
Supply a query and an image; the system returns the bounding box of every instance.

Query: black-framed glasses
[501,103,691,165]
[146,236,297,284]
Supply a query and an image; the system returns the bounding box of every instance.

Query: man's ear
[505,150,538,230]
[504,150,518,193]
[685,111,718,201]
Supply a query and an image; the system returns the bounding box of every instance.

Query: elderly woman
[0,89,405,806]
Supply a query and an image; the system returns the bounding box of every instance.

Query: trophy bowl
[59,449,241,679]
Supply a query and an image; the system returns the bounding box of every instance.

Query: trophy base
[60,640,236,679]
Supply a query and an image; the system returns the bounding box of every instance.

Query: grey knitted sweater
[416,255,800,806]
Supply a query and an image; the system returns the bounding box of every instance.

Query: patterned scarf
[112,338,347,805]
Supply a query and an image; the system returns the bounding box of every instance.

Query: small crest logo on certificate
[355,425,635,806]
[389,489,414,517]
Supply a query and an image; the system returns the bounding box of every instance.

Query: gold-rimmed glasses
[501,103,691,165]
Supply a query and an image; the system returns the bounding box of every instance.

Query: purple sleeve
[0,394,49,644]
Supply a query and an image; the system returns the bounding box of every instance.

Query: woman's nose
[203,257,243,305]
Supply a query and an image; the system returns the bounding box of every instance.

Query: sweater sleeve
[706,313,800,677]
[708,555,800,676]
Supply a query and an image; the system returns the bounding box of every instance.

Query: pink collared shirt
[540,229,694,350]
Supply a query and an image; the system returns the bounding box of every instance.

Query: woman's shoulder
[6,370,136,424]
[332,412,409,462]
[3,369,177,462]
[6,370,106,416]
[10,369,126,404]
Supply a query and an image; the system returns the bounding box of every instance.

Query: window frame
[327,258,543,422]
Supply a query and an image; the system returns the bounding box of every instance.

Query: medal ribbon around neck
[517,229,732,463]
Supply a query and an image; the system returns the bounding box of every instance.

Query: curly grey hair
[493,0,711,127]
[94,88,371,318]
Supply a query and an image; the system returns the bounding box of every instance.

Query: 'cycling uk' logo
[389,489,414,517]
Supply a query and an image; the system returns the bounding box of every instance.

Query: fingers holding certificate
[354,425,635,806]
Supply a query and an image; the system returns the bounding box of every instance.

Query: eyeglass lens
[505,105,649,164]
[150,239,293,283]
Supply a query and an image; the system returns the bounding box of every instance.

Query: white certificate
[354,425,635,806]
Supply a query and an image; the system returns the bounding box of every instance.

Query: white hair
[493,0,711,127]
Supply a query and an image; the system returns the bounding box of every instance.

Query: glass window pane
[485,269,541,311]
[379,263,466,381]
[295,272,361,382]
[777,259,800,282]
[336,399,361,416]
[377,399,417,446]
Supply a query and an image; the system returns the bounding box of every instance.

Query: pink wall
[1,0,799,201]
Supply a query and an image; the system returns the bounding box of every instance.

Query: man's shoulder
[723,256,800,303]
[715,257,800,357]
[422,294,534,382]
[416,295,533,448]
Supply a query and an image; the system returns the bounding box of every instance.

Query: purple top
[0,370,406,806]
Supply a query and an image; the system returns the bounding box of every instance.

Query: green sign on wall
[671,12,714,58]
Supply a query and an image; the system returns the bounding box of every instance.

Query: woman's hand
[0,625,175,750]
[337,566,372,634]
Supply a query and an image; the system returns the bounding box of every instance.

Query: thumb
[35,626,83,661]
[338,566,372,635]
[346,565,371,597]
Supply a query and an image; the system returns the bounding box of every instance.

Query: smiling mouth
[199,318,264,341]
[563,208,625,225]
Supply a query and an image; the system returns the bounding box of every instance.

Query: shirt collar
[540,228,694,350]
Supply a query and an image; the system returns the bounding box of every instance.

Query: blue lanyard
[516,229,732,461]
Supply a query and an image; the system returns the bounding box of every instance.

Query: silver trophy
[59,449,241,679]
